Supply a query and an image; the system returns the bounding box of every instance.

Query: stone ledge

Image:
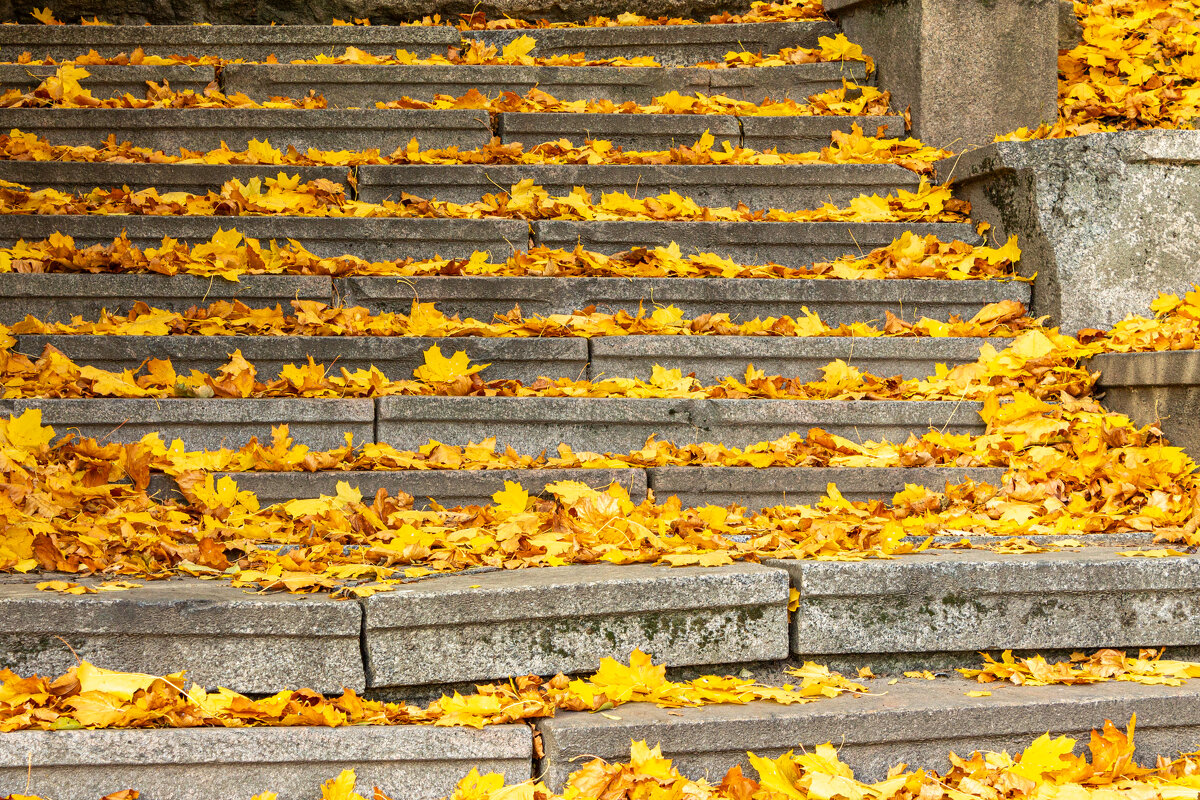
[3,162,352,195]
[356,162,918,209]
[363,563,789,687]
[589,335,996,382]
[14,335,588,383]
[340,276,1031,324]
[0,108,492,151]
[0,725,531,800]
[9,397,375,450]
[0,216,528,261]
[1088,350,1200,462]
[647,465,1007,509]
[0,273,333,325]
[0,577,363,694]
[532,220,981,262]
[0,64,215,96]
[537,680,1200,787]
[375,397,986,453]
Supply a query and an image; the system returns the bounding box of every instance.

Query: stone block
[15,335,588,383]
[589,335,996,382]
[3,162,352,195]
[1058,0,1084,49]
[775,548,1200,661]
[340,276,1031,324]
[0,725,531,800]
[537,680,1200,787]
[1090,351,1200,460]
[533,220,981,262]
[0,108,492,151]
[11,398,375,450]
[938,132,1200,333]
[0,577,362,693]
[375,397,985,454]
[356,162,918,209]
[469,20,839,66]
[363,563,789,687]
[0,216,528,261]
[647,466,1007,509]
[738,114,906,150]
[0,64,215,96]
[0,274,332,325]
[825,0,1057,147]
[152,467,650,507]
[496,111,742,150]
[0,24,460,61]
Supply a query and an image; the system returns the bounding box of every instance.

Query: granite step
[0,63,216,96]
[1,162,353,196]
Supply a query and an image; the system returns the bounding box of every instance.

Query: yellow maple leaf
[492,481,530,515]
[413,345,489,383]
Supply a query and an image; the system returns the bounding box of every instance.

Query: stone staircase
[2,10,1199,800]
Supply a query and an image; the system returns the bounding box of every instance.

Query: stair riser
[0,64,215,96]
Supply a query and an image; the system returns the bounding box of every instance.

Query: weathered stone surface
[0,108,491,151]
[223,63,864,106]
[1090,351,1200,460]
[152,467,650,507]
[1059,0,1084,49]
[357,162,919,209]
[363,563,789,687]
[0,23,460,61]
[15,335,588,383]
[648,466,1007,509]
[498,112,904,150]
[938,132,1200,333]
[470,20,839,66]
[3,162,351,195]
[11,398,374,449]
[340,276,1031,326]
[537,680,1200,787]
[375,397,985,453]
[589,335,996,382]
[0,216,527,261]
[776,548,1200,660]
[825,0,1057,146]
[0,274,331,325]
[0,577,362,693]
[0,725,531,800]
[0,64,215,96]
[533,220,981,262]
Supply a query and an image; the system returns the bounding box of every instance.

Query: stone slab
[340,276,1031,325]
[0,63,215,96]
[0,725,531,800]
[533,220,981,263]
[0,577,362,693]
[363,563,789,687]
[1090,351,1200,460]
[537,680,1200,788]
[738,114,906,150]
[648,466,1007,509]
[589,335,996,382]
[0,108,492,151]
[15,335,588,383]
[10,397,375,450]
[471,20,840,66]
[938,132,1200,333]
[151,467,649,507]
[222,63,864,106]
[2,161,352,195]
[0,25,460,62]
[375,397,985,453]
[0,216,528,261]
[1058,0,1084,49]
[0,274,332,325]
[775,547,1200,660]
[356,162,919,209]
[826,0,1057,146]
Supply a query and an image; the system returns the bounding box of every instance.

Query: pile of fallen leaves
[962,648,1200,686]
[0,174,965,223]
[0,228,1015,280]
[1081,285,1200,351]
[0,650,863,731]
[1001,0,1200,138]
[452,0,826,28]
[0,125,952,172]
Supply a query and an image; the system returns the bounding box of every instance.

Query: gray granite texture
[3,162,351,195]
[1090,351,1200,461]
[0,64,215,96]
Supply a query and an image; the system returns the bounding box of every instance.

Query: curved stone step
[221,62,868,106]
[0,24,461,62]
[0,108,492,151]
[0,64,215,96]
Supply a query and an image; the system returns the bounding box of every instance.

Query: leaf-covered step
[0,64,215,96]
